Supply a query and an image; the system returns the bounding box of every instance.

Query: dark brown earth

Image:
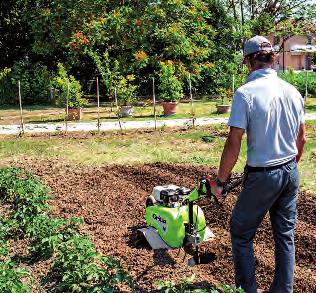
[5,159,316,292]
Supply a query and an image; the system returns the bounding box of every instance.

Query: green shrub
[199,56,248,97]
[159,63,183,102]
[0,61,52,105]
[0,67,17,105]
[117,75,138,106]
[278,71,316,97]
[52,63,87,109]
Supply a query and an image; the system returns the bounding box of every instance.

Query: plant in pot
[216,87,232,114]
[158,63,183,116]
[116,75,138,117]
[52,63,87,120]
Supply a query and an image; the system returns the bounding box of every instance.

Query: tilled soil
[5,159,316,292]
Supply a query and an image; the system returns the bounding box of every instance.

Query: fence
[0,72,315,136]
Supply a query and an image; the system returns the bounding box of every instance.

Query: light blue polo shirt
[228,68,305,167]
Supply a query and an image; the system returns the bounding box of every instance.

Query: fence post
[96,77,100,133]
[114,86,123,133]
[18,81,24,135]
[304,70,309,113]
[152,77,157,131]
[50,86,54,102]
[232,74,235,93]
[65,80,69,133]
[188,74,195,127]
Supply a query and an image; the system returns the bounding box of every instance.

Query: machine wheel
[146,195,156,207]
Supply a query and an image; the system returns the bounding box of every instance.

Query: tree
[0,1,34,68]
[77,0,238,95]
[225,0,316,35]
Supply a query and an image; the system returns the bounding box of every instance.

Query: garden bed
[3,159,315,292]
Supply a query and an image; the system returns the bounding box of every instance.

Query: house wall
[266,34,311,70]
[283,36,308,70]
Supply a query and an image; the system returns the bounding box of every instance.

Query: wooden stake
[96,77,100,133]
[232,74,235,93]
[188,74,195,127]
[152,77,157,131]
[65,80,69,133]
[304,70,309,113]
[114,86,123,133]
[18,81,24,135]
[50,86,54,102]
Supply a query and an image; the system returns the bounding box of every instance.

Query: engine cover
[152,185,180,202]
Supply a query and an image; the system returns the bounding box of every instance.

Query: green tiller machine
[139,175,243,265]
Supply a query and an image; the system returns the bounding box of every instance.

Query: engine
[151,185,191,208]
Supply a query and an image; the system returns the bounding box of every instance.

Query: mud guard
[138,226,215,250]
[138,227,171,250]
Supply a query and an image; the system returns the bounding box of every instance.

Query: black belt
[246,158,296,172]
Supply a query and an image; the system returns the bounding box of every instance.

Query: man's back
[229,68,304,167]
[214,36,307,293]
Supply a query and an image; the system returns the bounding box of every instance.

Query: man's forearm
[217,136,242,182]
[296,137,306,163]
[296,123,307,163]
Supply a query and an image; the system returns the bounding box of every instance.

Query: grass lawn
[0,100,229,125]
[0,124,315,192]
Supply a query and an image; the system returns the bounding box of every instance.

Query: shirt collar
[246,68,277,83]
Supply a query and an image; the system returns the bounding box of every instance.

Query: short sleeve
[228,90,250,130]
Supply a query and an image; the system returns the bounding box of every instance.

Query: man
[211,36,306,293]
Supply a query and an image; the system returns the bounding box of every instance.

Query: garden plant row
[0,167,244,293]
[0,167,133,292]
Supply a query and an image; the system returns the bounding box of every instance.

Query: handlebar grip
[222,177,243,194]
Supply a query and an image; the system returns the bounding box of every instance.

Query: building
[266,34,316,71]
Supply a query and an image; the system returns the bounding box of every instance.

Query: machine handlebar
[222,176,244,195]
[197,174,244,204]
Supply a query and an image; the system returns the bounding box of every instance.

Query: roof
[290,44,316,53]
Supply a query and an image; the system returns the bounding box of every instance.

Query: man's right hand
[209,179,225,203]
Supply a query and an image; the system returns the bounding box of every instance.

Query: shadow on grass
[0,104,61,111]
[306,104,316,112]
[28,118,65,123]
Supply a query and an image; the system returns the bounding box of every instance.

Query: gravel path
[1,113,315,135]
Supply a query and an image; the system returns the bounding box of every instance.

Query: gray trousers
[230,160,299,293]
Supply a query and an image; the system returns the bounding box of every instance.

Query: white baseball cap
[244,35,273,57]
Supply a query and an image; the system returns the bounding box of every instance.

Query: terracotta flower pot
[120,105,134,117]
[216,105,230,114]
[162,102,178,116]
[66,108,82,121]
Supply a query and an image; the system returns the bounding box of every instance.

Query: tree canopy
[0,0,315,104]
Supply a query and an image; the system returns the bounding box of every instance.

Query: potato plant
[0,167,133,292]
[157,275,245,293]
[0,168,50,237]
[26,215,83,259]
[0,258,33,293]
[52,235,133,292]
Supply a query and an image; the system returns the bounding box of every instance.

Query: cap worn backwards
[244,35,273,57]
